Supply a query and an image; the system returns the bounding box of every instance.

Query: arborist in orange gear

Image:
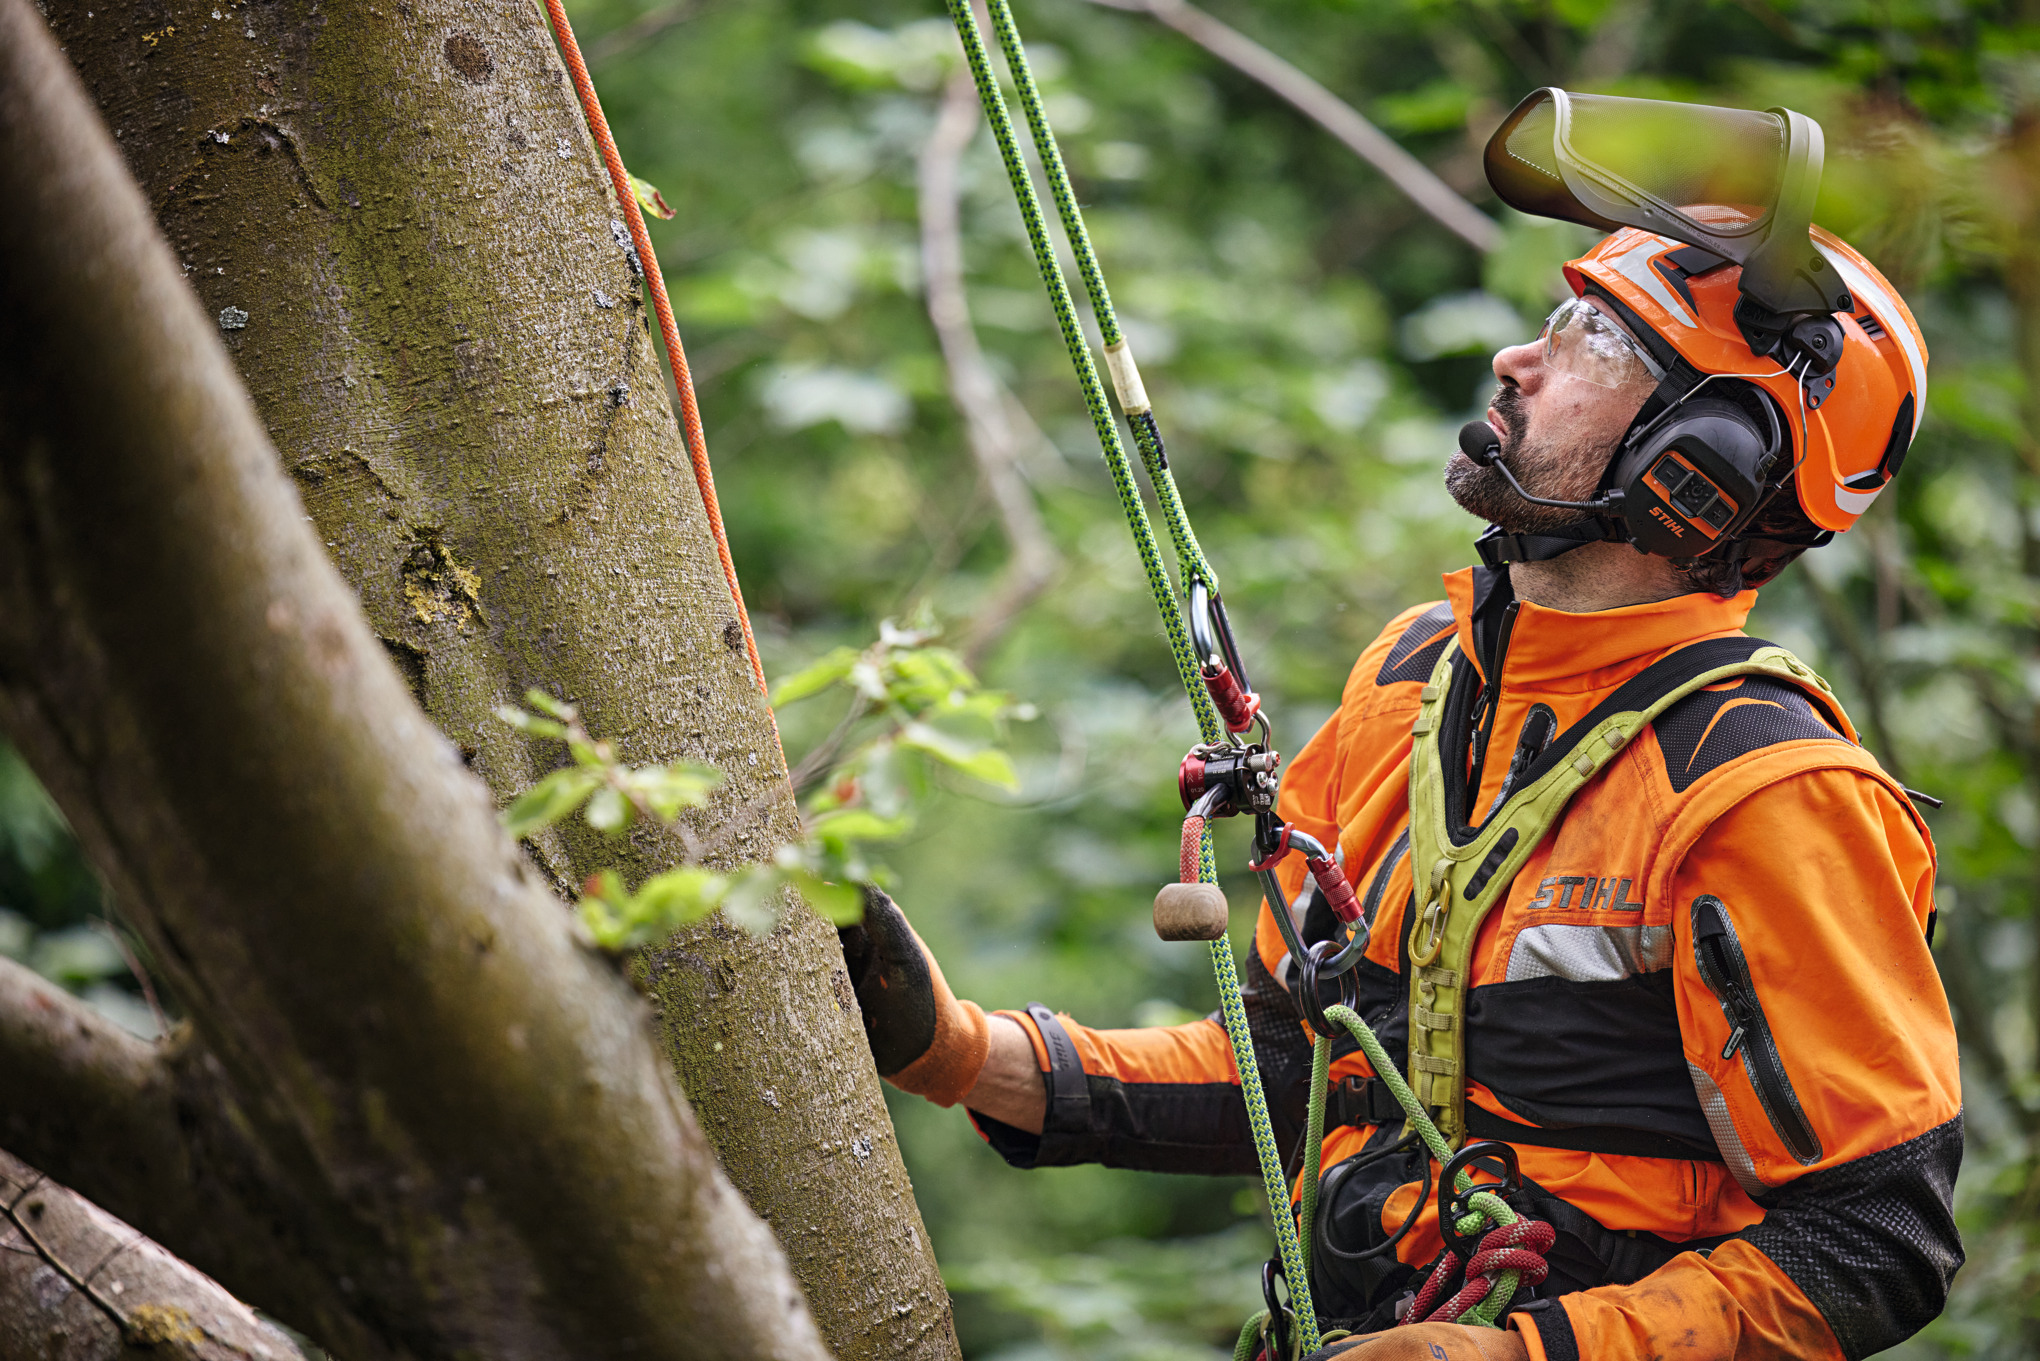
[838,90,1959,1361]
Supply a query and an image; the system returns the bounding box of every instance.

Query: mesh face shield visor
[1485,89,1851,317]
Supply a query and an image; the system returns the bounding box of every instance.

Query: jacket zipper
[1465,600,1520,816]
[1690,894,1823,1166]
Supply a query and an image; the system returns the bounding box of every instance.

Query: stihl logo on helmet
[1475,87,1929,555]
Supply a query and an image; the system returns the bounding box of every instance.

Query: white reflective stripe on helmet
[1816,242,1926,435]
[1605,237,1697,329]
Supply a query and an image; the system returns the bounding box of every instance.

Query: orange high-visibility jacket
[974,567,1961,1361]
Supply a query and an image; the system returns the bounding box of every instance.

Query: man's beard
[1445,386,1615,533]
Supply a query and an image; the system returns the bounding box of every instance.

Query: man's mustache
[1488,387,1526,451]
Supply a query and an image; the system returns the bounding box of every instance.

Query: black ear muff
[1608,393,1782,558]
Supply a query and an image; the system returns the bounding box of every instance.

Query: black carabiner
[1259,1256,1293,1361]
[1436,1140,1522,1260]
[1297,937,1360,1040]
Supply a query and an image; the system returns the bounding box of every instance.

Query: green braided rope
[941,0,1318,1348]
[1298,1034,1331,1264]
[1319,1004,1521,1327]
[1208,926,1320,1348]
[980,0,1123,351]
[1236,1312,1270,1361]
[943,0,1218,738]
[980,0,1221,595]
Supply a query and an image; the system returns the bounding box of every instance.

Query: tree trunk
[0,1147,310,1361]
[38,0,955,1354]
[0,4,830,1353]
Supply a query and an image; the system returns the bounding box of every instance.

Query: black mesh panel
[1652,676,1846,793]
[1374,602,1454,686]
[1743,1114,1965,1359]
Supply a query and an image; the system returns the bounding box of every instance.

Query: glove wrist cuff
[889,998,989,1107]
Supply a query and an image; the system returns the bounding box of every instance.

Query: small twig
[786,696,873,797]
[685,783,796,866]
[92,917,169,1036]
[1080,0,1501,252]
[1,1178,131,1339]
[919,69,1061,667]
[585,0,703,66]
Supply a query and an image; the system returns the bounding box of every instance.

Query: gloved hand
[1303,1323,1529,1361]
[837,885,990,1107]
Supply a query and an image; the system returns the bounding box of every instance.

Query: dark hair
[1669,383,1828,597]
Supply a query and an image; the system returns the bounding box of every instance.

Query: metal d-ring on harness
[938,0,1546,1351]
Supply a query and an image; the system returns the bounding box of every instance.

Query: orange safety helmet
[1467,88,1929,570]
[1565,219,1927,535]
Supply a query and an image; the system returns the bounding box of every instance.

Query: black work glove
[837,885,988,1106]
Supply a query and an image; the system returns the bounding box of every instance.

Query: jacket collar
[1443,565,1756,690]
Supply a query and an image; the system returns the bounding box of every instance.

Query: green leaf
[577,866,730,952]
[524,690,577,722]
[621,762,722,821]
[629,173,676,221]
[632,866,729,927]
[789,870,864,925]
[494,705,567,739]
[899,721,1019,791]
[771,647,859,706]
[807,807,914,848]
[502,767,601,839]
[720,865,787,936]
[585,785,632,835]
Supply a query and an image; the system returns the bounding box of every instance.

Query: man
[839,105,1959,1361]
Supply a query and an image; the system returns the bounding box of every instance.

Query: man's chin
[1443,456,1585,535]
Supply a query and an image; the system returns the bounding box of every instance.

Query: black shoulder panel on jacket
[1653,675,1848,793]
[1374,602,1454,686]
[1742,1113,1964,1360]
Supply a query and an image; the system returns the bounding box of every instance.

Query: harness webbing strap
[1405,635,1849,1149]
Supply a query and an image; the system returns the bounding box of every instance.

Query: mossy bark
[0,4,832,1352]
[40,0,954,1355]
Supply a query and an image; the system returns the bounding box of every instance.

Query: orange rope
[539,0,770,701]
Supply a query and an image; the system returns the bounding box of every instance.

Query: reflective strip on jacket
[971,567,1962,1361]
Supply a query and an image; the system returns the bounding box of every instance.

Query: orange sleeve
[1521,765,1962,1361]
[971,1008,1257,1175]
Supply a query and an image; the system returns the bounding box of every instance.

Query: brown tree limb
[44,0,957,1346]
[921,69,1062,667]
[1081,0,1503,252]
[0,2,828,1355]
[0,1148,309,1361]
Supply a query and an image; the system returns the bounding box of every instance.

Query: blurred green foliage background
[7,0,2037,1355]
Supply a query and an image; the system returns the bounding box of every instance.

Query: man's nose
[1492,338,1546,391]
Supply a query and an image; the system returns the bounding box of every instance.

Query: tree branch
[0,2,828,1354]
[1081,0,1502,253]
[0,1148,310,1361]
[920,69,1062,667]
[587,0,703,67]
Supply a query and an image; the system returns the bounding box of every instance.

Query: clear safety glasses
[1539,297,1665,390]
